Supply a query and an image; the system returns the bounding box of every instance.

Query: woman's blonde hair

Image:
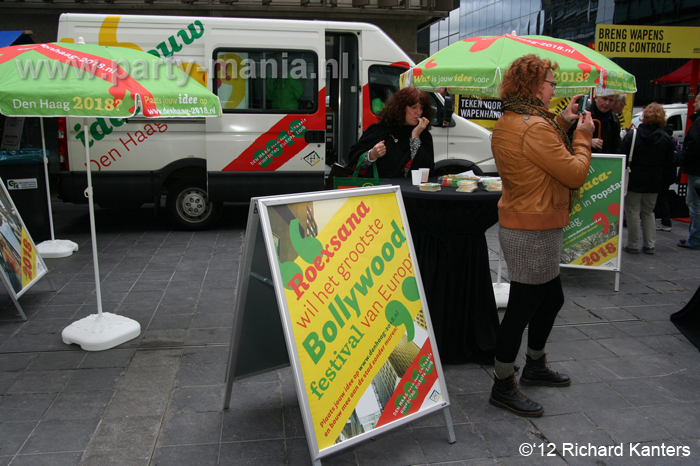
[642,102,666,128]
[499,54,558,100]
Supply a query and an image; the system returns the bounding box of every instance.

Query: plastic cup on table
[411,170,422,185]
[419,168,430,182]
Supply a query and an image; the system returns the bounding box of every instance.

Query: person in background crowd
[654,124,681,233]
[620,103,675,255]
[489,54,593,418]
[568,91,621,153]
[613,94,627,115]
[678,99,700,250]
[347,87,434,179]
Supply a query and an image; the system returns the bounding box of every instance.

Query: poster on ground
[0,177,48,298]
[561,154,626,270]
[256,186,450,460]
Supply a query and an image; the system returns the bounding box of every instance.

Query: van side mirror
[437,94,454,127]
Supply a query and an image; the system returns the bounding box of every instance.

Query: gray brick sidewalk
[1,201,698,465]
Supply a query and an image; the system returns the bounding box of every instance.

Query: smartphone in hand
[577,95,589,114]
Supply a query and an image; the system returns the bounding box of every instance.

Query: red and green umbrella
[0,40,222,350]
[401,34,636,97]
[0,42,221,118]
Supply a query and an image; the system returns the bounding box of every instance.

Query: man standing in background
[568,91,621,154]
[679,99,700,250]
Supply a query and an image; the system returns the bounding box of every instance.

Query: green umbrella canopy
[0,42,221,118]
[0,42,222,347]
[402,34,636,98]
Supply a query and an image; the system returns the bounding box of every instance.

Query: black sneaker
[642,247,655,255]
[622,246,639,254]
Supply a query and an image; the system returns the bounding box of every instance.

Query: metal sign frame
[560,153,627,291]
[224,185,455,465]
[0,177,51,320]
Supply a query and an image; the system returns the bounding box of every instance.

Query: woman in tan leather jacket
[488,54,595,418]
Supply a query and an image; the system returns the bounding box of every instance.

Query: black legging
[494,276,565,363]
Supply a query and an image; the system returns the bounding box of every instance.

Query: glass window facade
[420,0,700,108]
[424,0,623,55]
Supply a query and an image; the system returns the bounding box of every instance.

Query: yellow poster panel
[0,181,47,301]
[20,227,37,289]
[271,192,431,450]
[567,236,620,268]
[596,25,700,59]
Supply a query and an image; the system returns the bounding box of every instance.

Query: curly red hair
[642,102,666,128]
[499,54,559,101]
[378,87,434,127]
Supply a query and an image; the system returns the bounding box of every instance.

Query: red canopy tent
[653,59,699,141]
[653,60,700,84]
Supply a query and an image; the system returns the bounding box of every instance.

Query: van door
[205,27,326,201]
[324,33,359,167]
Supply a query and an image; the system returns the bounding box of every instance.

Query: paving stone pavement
[1,201,699,466]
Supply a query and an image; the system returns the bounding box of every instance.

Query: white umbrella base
[492,283,510,309]
[62,312,141,351]
[37,239,79,259]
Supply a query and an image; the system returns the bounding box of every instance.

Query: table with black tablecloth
[385,177,501,365]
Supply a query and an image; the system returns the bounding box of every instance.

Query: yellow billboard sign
[253,187,451,458]
[596,25,700,59]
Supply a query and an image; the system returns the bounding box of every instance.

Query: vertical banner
[257,187,450,459]
[561,154,625,269]
[0,178,48,298]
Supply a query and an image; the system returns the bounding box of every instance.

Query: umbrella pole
[60,120,140,350]
[492,241,510,309]
[39,118,55,241]
[497,243,503,284]
[84,119,104,317]
[35,119,78,259]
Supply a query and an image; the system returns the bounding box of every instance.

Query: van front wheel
[166,178,223,230]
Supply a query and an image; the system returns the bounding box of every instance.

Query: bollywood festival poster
[561,155,625,269]
[0,179,47,298]
[261,189,447,454]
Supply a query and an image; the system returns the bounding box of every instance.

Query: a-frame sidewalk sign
[224,185,455,465]
[0,177,53,320]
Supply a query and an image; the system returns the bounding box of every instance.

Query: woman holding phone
[489,55,594,417]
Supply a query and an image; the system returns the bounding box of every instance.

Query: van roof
[58,13,382,33]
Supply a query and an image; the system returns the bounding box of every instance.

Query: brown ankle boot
[520,354,571,387]
[489,373,544,417]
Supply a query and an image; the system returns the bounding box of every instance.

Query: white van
[56,14,494,229]
[631,103,688,146]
